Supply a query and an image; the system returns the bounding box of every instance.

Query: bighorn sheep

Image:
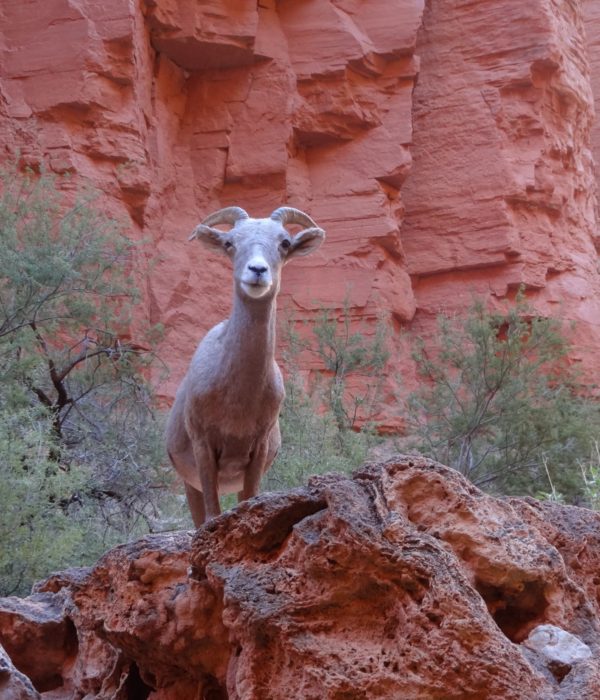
[166,206,325,525]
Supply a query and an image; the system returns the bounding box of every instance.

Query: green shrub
[312,301,389,431]
[0,405,86,594]
[263,366,375,492]
[0,166,184,594]
[577,441,600,509]
[264,307,386,491]
[407,292,600,501]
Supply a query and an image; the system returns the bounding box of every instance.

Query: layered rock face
[2,456,600,699]
[403,0,600,378]
[1,0,599,418]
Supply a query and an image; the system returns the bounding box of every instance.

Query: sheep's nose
[248,263,268,275]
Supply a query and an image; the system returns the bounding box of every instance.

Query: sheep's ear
[287,227,325,259]
[189,224,232,254]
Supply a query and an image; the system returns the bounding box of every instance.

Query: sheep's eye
[281,239,291,250]
[224,241,234,251]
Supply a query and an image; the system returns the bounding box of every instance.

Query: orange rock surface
[2,457,600,698]
[403,0,600,383]
[1,0,599,423]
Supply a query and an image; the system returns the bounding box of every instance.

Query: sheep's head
[189,206,325,300]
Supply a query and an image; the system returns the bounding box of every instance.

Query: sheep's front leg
[240,440,269,502]
[184,482,206,527]
[192,440,221,521]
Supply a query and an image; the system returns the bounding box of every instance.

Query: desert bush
[0,404,87,594]
[0,166,182,594]
[264,308,386,491]
[311,301,389,431]
[577,442,600,509]
[407,292,600,501]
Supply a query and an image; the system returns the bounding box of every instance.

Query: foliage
[264,307,386,491]
[577,442,600,510]
[407,292,600,501]
[0,166,179,595]
[263,364,375,492]
[312,300,389,430]
[0,404,86,594]
[539,441,600,508]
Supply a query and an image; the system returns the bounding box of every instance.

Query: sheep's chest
[195,381,280,432]
[189,369,281,434]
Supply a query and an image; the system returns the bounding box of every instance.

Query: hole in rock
[549,660,572,683]
[32,671,64,694]
[203,674,227,700]
[475,578,549,642]
[15,617,79,693]
[124,662,152,700]
[255,499,327,553]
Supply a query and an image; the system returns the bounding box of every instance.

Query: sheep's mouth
[243,279,269,288]
[241,280,272,298]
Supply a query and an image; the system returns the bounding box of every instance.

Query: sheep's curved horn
[202,206,249,227]
[269,207,318,229]
[188,206,249,241]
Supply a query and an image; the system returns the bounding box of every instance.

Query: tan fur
[165,207,325,525]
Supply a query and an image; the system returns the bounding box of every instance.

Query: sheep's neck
[224,293,277,382]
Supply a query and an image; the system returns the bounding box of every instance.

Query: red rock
[583,0,600,252]
[2,457,600,698]
[0,0,599,420]
[144,0,259,70]
[0,593,77,693]
[401,0,600,388]
[0,643,40,700]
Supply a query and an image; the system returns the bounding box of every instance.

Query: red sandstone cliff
[1,0,599,426]
[1,456,600,699]
[404,0,600,381]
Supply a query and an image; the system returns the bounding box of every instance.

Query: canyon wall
[1,0,599,424]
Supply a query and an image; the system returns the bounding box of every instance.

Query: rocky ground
[1,456,600,699]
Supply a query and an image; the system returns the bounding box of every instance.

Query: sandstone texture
[1,457,600,699]
[1,0,599,426]
[402,0,600,386]
[0,643,40,700]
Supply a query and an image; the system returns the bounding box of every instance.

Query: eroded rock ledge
[2,457,600,699]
